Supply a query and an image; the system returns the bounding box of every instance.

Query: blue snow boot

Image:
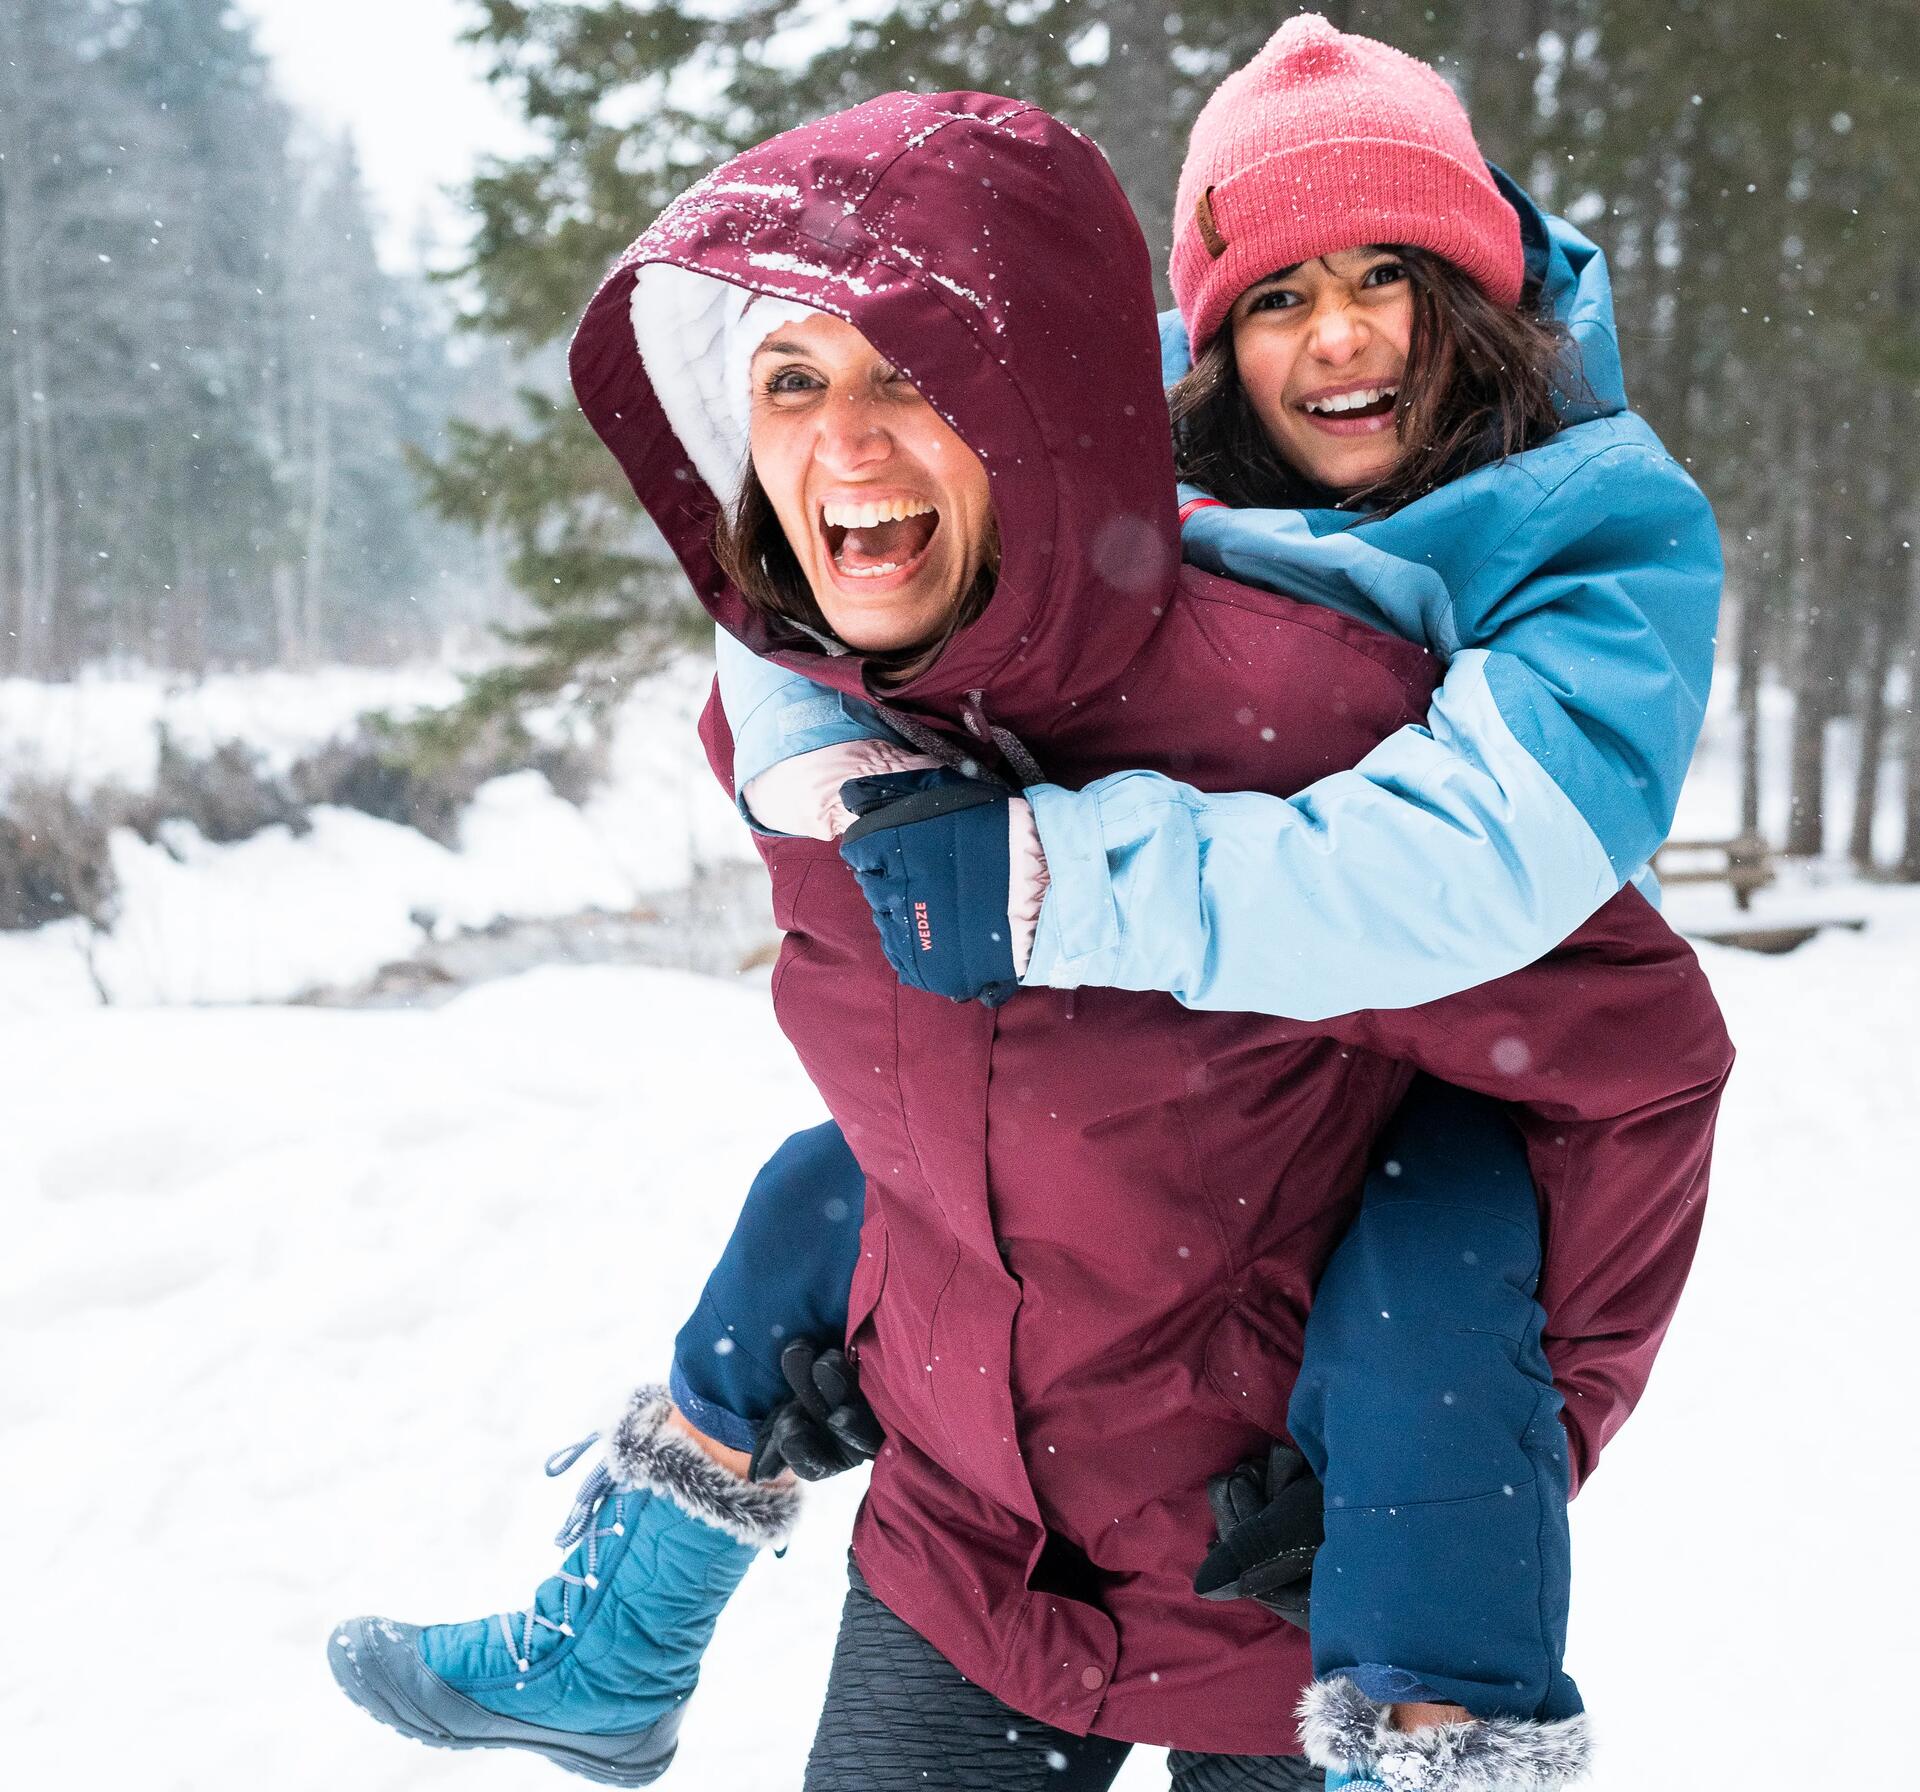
[329,1385,799,1786]
[1301,1678,1592,1791]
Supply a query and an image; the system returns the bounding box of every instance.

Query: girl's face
[1228,247,1414,496]
[748,312,994,654]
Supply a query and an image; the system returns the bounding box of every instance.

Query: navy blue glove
[837,768,1019,1005]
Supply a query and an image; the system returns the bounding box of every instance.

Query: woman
[331,48,1729,1792]
[671,31,1720,1786]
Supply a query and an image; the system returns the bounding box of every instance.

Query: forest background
[9,14,1916,1786]
[4,0,1917,890]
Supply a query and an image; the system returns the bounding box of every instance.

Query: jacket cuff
[605,1386,800,1549]
[741,740,941,840]
[1006,797,1049,977]
[1020,783,1120,986]
[1297,1677,1593,1791]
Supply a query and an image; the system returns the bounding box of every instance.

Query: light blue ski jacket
[716,175,1722,1019]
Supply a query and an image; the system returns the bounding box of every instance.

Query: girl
[330,20,1723,1792]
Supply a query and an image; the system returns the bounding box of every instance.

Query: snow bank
[80,780,656,1006]
[0,663,465,796]
[1,660,757,1012]
[5,658,1913,1015]
[5,912,1917,1788]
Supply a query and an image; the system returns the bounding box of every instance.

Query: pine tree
[1,0,485,677]
[0,0,165,672]
[414,0,1304,737]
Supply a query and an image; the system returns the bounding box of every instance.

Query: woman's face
[1228,247,1414,496]
[748,312,995,654]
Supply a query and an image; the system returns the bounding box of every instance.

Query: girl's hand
[837,769,1022,1005]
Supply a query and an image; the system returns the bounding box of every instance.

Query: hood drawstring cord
[869,691,1046,793]
[964,689,1047,790]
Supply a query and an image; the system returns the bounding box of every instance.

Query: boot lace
[495,1433,633,1674]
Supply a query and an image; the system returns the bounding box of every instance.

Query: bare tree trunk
[1093,0,1178,307]
[1739,658,1763,837]
[1847,396,1903,870]
[170,524,209,676]
[32,341,62,672]
[1457,0,1548,167]
[301,388,334,664]
[1849,610,1892,870]
[1785,683,1832,857]
[3,352,37,676]
[1897,549,1920,881]
[0,48,48,678]
[270,561,300,666]
[1783,404,1836,857]
[1732,560,1765,839]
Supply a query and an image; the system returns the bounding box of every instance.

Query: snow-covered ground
[5,904,1918,1789]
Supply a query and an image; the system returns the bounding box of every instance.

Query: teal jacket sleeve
[714,626,898,794]
[1024,428,1723,1018]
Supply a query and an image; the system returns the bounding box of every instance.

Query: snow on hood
[570,91,1179,727]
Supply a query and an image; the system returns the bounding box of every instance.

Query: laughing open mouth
[1299,383,1400,421]
[821,497,941,579]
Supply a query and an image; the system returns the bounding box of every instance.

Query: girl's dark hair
[711,463,1000,681]
[1169,245,1574,516]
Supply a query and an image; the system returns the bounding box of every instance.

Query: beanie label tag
[1195,187,1228,259]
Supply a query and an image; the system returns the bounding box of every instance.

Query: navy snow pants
[1286,1077,1581,1723]
[668,1079,1579,1725]
[668,1120,867,1456]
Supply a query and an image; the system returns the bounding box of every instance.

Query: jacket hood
[570,92,1178,725]
[1496,167,1626,420]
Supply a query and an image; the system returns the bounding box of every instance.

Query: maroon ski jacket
[572,92,1733,1754]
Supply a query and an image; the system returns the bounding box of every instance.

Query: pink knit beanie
[1170,13,1524,358]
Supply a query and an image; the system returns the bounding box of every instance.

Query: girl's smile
[1230,247,1413,495]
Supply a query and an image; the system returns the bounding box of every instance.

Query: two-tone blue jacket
[716,175,1722,1019]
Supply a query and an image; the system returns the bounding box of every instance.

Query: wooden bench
[1651,833,1776,912]
[1683,917,1866,955]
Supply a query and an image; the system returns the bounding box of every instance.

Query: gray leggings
[803,1563,1323,1792]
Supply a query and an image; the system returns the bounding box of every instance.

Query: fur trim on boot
[604,1385,800,1549]
[1298,1676,1593,1792]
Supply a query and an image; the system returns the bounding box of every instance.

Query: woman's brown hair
[711,464,999,682]
[1169,245,1575,516]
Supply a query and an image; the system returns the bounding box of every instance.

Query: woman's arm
[1027,431,1722,1017]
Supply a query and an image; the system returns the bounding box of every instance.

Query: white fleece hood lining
[629,263,818,505]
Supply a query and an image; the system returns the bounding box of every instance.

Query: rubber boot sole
[329,1616,683,1788]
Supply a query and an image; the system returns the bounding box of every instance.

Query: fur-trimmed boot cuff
[604,1384,800,1550]
[1298,1676,1593,1791]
